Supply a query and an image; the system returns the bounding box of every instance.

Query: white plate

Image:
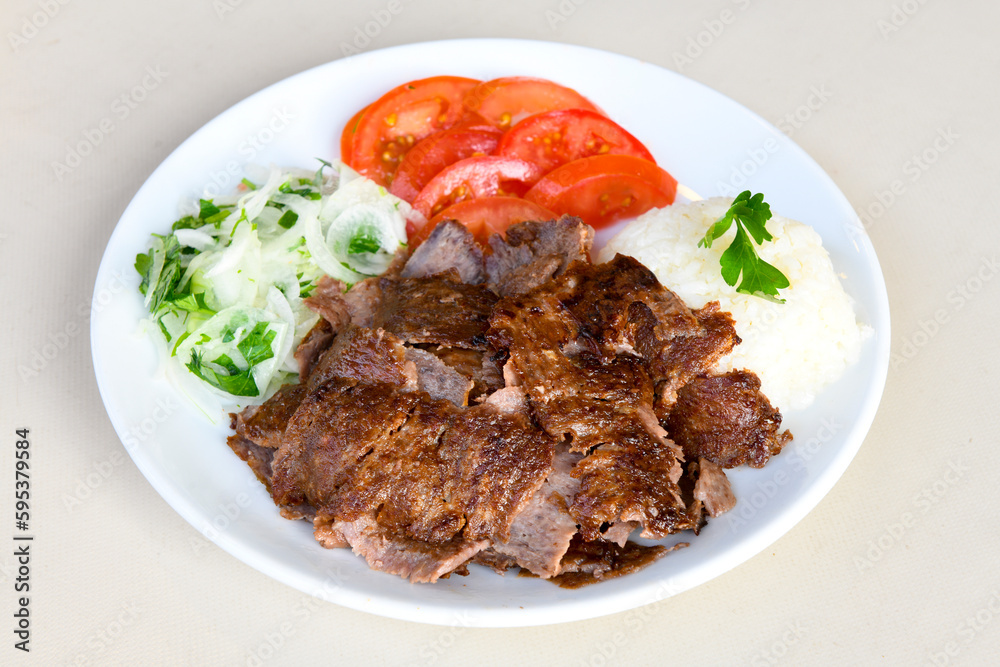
[91,38,890,627]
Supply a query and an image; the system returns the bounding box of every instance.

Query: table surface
[2,1,997,665]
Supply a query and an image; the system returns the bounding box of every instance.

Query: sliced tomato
[348,76,481,185]
[339,104,368,166]
[411,156,545,219]
[463,77,602,130]
[415,197,559,245]
[448,111,499,132]
[524,155,677,229]
[498,109,655,175]
[388,128,502,204]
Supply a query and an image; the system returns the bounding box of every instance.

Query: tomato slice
[388,128,502,204]
[524,155,677,229]
[463,77,602,130]
[448,111,499,132]
[348,76,481,185]
[339,104,368,166]
[416,197,559,245]
[498,109,655,175]
[411,156,545,219]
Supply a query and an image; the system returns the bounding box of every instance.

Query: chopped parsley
[185,320,277,397]
[199,199,232,227]
[348,230,381,254]
[277,209,299,229]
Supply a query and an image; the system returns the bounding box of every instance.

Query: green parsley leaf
[699,191,790,303]
[184,320,277,397]
[171,215,201,232]
[166,291,213,316]
[277,209,299,229]
[134,250,153,296]
[171,330,191,357]
[156,318,172,343]
[198,199,232,227]
[186,350,259,397]
[144,235,184,315]
[237,321,277,368]
[278,181,322,200]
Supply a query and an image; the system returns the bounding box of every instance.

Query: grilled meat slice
[422,346,504,402]
[491,446,582,577]
[306,327,415,391]
[486,216,593,296]
[692,457,736,517]
[404,348,473,406]
[231,383,309,450]
[373,272,498,350]
[271,379,421,513]
[332,514,488,584]
[570,425,692,541]
[295,318,335,381]
[652,302,740,415]
[440,400,555,543]
[402,220,486,285]
[548,534,686,589]
[666,370,791,468]
[272,378,554,547]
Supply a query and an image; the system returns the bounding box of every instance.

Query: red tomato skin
[388,128,502,203]
[340,105,368,166]
[525,155,677,229]
[463,77,602,129]
[411,156,545,219]
[498,109,655,175]
[349,76,481,185]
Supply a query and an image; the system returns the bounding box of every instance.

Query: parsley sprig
[698,191,790,303]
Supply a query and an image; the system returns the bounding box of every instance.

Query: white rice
[598,197,870,411]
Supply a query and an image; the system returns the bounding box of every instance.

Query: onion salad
[134,161,416,415]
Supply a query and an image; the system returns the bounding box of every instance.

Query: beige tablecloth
[3,1,997,664]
